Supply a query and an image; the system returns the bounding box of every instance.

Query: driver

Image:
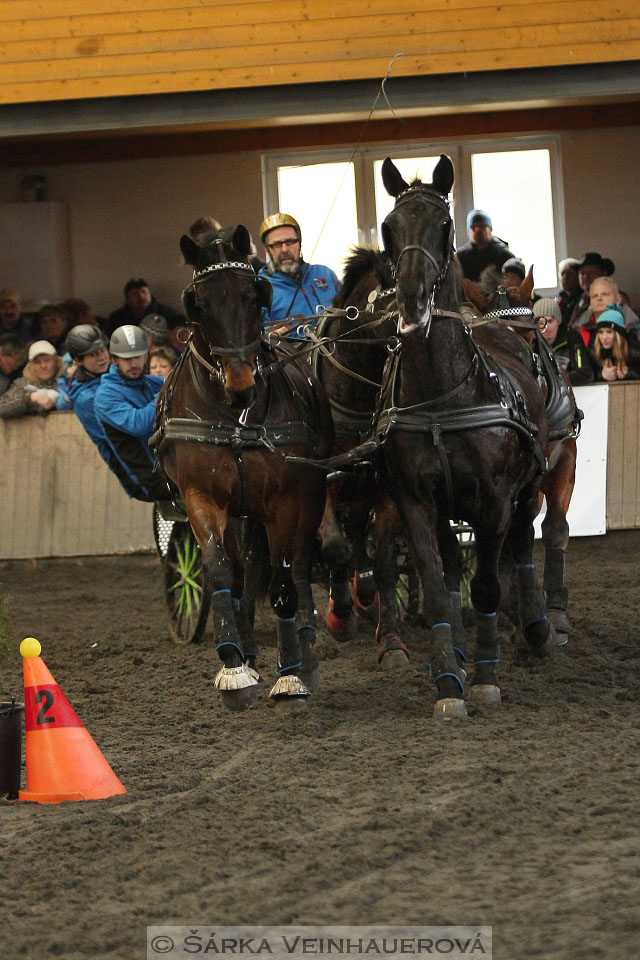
[258,213,339,337]
[94,325,171,501]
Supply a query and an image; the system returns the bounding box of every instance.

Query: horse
[309,249,414,667]
[463,268,581,642]
[152,225,334,712]
[375,154,556,718]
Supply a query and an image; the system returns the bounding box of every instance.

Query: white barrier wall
[0,412,154,559]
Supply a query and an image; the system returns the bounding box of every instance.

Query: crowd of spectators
[2,210,639,505]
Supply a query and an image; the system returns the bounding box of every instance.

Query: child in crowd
[590,306,640,382]
[0,340,62,418]
[149,346,178,379]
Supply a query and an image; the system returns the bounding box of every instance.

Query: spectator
[106,278,181,338]
[456,209,516,282]
[149,346,178,379]
[189,216,222,239]
[501,258,526,289]
[140,313,170,348]
[35,303,74,355]
[58,324,116,467]
[0,288,32,341]
[94,325,171,501]
[0,333,29,395]
[533,298,593,386]
[0,340,62,419]
[258,212,340,336]
[589,306,640,382]
[578,276,640,347]
[555,258,582,325]
[568,252,615,327]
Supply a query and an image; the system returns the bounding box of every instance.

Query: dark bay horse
[153,226,334,712]
[377,155,556,718]
[463,270,581,642]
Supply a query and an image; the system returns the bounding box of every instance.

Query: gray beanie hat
[533,298,562,323]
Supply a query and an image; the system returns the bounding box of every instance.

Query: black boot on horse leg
[469,612,501,705]
[517,564,556,656]
[438,516,468,672]
[209,540,260,711]
[268,558,310,713]
[543,547,570,643]
[294,578,320,692]
[232,593,262,684]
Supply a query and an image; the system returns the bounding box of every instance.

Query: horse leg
[374,496,409,670]
[437,515,468,673]
[508,480,557,657]
[466,517,507,706]
[186,494,259,711]
[397,495,466,718]
[345,501,379,619]
[265,512,312,713]
[540,440,576,643]
[294,577,320,693]
[319,491,357,641]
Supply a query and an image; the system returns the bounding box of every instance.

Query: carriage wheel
[395,537,421,624]
[164,523,210,644]
[454,522,476,608]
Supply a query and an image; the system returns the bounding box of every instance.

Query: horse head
[381,155,455,333]
[472,265,537,343]
[180,224,273,409]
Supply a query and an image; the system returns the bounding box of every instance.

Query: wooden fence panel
[0,412,155,559]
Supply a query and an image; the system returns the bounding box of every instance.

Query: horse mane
[333,246,394,308]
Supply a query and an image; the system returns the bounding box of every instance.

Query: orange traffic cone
[18,637,126,804]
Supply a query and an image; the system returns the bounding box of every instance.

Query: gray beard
[277,260,301,277]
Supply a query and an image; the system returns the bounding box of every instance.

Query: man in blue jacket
[258,213,340,337]
[58,324,114,464]
[94,325,171,501]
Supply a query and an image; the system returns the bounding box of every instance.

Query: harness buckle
[257,425,276,453]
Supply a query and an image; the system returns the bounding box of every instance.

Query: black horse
[153,226,334,712]
[311,250,413,667]
[376,155,555,718]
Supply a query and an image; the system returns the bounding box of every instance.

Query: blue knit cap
[595,304,627,337]
[467,208,492,230]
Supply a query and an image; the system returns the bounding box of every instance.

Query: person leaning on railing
[0,340,62,419]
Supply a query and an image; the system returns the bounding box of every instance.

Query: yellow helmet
[259,212,301,244]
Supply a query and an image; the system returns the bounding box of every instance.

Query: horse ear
[233,224,251,258]
[381,158,409,198]
[462,277,490,312]
[380,221,392,256]
[518,265,534,304]
[180,235,199,266]
[432,154,454,195]
[256,277,273,312]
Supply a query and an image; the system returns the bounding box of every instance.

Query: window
[262,137,565,294]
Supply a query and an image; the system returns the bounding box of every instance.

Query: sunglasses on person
[266,237,299,251]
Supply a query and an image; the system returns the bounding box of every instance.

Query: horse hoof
[547,608,571,637]
[432,697,467,720]
[269,675,310,699]
[554,631,569,647]
[469,684,502,705]
[379,648,410,671]
[273,695,309,715]
[220,686,259,711]
[324,608,357,641]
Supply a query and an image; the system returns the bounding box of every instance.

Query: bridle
[181,238,263,366]
[387,185,455,289]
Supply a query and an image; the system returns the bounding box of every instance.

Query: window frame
[261,134,566,295]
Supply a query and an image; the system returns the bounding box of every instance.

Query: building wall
[0,125,637,314]
[1,0,639,106]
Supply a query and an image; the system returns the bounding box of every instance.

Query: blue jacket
[94,365,168,501]
[260,261,340,337]
[60,373,114,466]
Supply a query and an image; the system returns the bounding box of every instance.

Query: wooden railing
[1,382,639,559]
